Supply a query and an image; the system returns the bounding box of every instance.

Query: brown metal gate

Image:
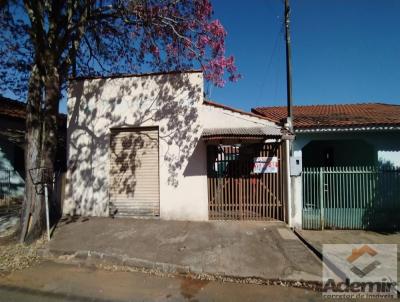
[207,142,287,221]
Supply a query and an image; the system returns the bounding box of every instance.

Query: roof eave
[295,125,400,133]
[202,134,282,139]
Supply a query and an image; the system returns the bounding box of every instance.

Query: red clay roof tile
[251,103,400,129]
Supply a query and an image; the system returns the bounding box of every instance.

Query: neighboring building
[65,71,291,223]
[252,103,400,168]
[0,96,67,201]
[0,96,26,200]
[252,103,400,230]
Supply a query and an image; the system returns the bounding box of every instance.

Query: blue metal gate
[302,166,400,230]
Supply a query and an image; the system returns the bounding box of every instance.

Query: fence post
[239,178,243,220]
[320,167,324,230]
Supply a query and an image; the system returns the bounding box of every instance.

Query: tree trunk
[41,66,60,171]
[20,64,61,242]
[20,65,45,242]
[41,67,61,221]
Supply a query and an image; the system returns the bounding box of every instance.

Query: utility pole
[284,0,293,128]
[284,0,294,229]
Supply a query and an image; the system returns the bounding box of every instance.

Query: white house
[64,71,291,223]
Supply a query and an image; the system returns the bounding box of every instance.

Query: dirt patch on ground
[0,201,45,275]
[179,277,209,299]
[0,239,44,275]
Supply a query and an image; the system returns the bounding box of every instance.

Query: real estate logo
[347,245,380,278]
[322,244,397,299]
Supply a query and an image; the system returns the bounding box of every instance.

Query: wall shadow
[66,72,202,216]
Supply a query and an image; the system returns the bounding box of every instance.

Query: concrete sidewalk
[296,229,400,282]
[44,217,322,282]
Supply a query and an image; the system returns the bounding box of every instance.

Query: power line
[272,44,282,104]
[258,21,285,102]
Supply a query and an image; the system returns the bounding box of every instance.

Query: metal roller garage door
[109,127,159,217]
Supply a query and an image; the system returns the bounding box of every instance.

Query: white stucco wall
[201,103,276,128]
[65,71,277,221]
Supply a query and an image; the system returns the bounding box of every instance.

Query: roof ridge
[374,102,400,107]
[253,102,398,110]
[251,102,400,129]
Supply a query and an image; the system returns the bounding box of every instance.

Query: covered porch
[293,131,400,231]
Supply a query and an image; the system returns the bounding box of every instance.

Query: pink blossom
[205,20,226,38]
[197,35,210,48]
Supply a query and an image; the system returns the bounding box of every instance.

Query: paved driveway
[47,217,322,282]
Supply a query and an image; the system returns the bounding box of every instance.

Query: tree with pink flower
[0,0,239,241]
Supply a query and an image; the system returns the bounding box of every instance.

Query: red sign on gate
[252,157,278,173]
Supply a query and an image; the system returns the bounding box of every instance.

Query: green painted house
[253,103,400,231]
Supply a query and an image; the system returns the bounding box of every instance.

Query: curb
[38,247,323,290]
[292,229,323,259]
[293,229,348,280]
[39,248,192,274]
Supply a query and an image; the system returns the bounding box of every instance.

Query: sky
[209,0,400,111]
[3,1,398,113]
